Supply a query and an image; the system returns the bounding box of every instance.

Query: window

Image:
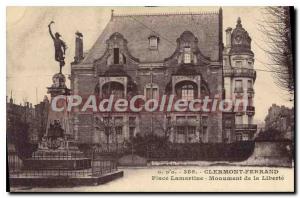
[181,84,194,101]
[235,80,243,93]
[235,80,242,88]
[202,116,208,126]
[236,133,242,141]
[166,116,171,129]
[103,117,112,125]
[242,134,249,141]
[225,119,232,128]
[104,126,110,136]
[145,87,158,99]
[202,126,208,143]
[187,116,197,121]
[248,96,253,106]
[248,61,252,66]
[149,37,158,49]
[129,127,135,139]
[102,82,124,98]
[183,47,191,64]
[235,60,242,67]
[176,116,185,122]
[175,116,199,143]
[247,80,254,94]
[177,126,185,135]
[129,117,136,126]
[113,48,119,64]
[145,84,159,99]
[235,115,243,125]
[175,81,197,101]
[247,80,252,89]
[111,89,124,98]
[187,126,196,143]
[224,129,231,142]
[115,126,123,135]
[114,117,123,125]
[248,115,253,124]
[166,116,171,124]
[188,126,196,135]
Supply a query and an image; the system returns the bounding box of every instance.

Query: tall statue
[48,21,67,74]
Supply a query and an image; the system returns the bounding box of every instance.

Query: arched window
[183,47,191,64]
[181,84,194,101]
[102,82,124,98]
[175,81,197,101]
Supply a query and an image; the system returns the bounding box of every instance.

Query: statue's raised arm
[48,21,55,40]
[48,21,67,74]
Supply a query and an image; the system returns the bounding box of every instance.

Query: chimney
[111,9,114,21]
[225,27,232,48]
[9,90,13,104]
[74,31,84,63]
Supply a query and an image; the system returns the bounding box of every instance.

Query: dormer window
[113,48,120,64]
[235,60,242,67]
[183,47,191,64]
[149,36,159,50]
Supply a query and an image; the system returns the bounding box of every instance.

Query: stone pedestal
[23,73,91,171]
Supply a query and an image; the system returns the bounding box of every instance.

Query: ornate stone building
[70,9,255,147]
[223,17,257,141]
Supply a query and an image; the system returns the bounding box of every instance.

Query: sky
[6,7,293,122]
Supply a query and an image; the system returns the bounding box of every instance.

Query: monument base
[9,170,124,187]
[23,138,91,170]
[23,157,91,170]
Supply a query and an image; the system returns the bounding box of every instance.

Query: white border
[2,0,298,196]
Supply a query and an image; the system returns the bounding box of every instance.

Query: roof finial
[75,31,83,37]
[9,90,13,104]
[111,9,114,21]
[237,17,242,27]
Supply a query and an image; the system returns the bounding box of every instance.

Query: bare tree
[94,115,128,152]
[94,116,115,152]
[152,116,174,139]
[260,7,294,100]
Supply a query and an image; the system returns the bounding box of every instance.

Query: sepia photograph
[6,6,295,192]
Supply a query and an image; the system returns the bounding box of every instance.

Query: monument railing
[8,150,118,178]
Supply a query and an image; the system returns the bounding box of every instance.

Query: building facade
[6,95,49,145]
[223,17,257,141]
[70,10,255,147]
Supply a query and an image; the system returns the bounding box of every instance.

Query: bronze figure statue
[48,21,67,74]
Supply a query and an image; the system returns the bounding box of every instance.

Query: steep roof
[83,11,222,64]
[229,17,253,55]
